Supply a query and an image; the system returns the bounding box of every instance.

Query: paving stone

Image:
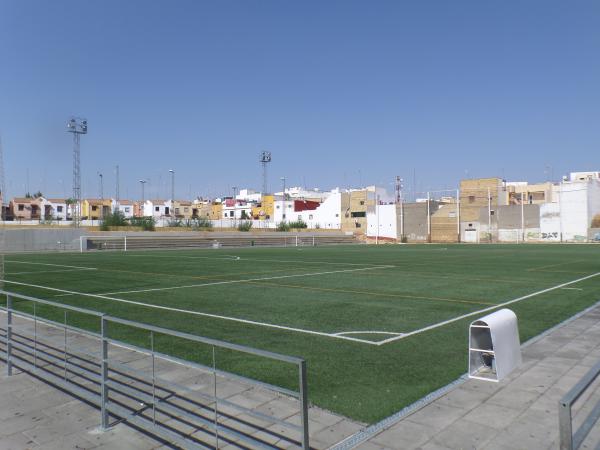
[430,418,497,449]
[405,403,466,432]
[463,402,523,430]
[371,420,433,448]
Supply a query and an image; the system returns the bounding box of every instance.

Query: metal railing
[559,360,600,450]
[0,290,310,449]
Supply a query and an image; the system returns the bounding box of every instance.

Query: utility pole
[169,169,175,216]
[115,165,120,212]
[487,187,492,243]
[66,117,88,226]
[0,135,6,289]
[395,176,404,241]
[280,176,286,221]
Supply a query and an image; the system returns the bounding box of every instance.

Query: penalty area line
[1,279,381,346]
[376,271,600,346]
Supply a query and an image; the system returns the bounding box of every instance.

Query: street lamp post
[98,173,103,200]
[139,180,147,216]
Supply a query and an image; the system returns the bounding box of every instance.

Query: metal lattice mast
[67,117,87,226]
[260,151,272,194]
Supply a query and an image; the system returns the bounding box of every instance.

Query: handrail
[1,290,310,449]
[559,360,600,450]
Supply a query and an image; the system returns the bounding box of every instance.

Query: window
[18,204,24,211]
[229,211,234,217]
[282,214,286,219]
[298,215,302,220]
[288,204,292,208]
[125,207,130,213]
[335,213,339,217]
[57,206,63,212]
[175,208,180,214]
[351,211,366,218]
[355,222,362,228]
[360,200,365,205]
[490,210,495,216]
[309,214,313,220]
[155,206,160,212]
[276,205,280,209]
[92,206,97,211]
[468,196,475,203]
[184,208,189,213]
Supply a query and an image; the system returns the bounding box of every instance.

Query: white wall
[297,192,342,229]
[559,182,589,241]
[367,204,397,239]
[539,202,561,241]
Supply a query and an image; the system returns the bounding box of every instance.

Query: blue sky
[1,1,599,200]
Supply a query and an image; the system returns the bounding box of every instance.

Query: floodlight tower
[67,117,88,226]
[260,151,272,194]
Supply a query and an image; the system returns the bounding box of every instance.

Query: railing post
[151,331,156,425]
[212,346,219,448]
[124,236,127,252]
[33,303,37,371]
[559,400,573,450]
[7,295,13,376]
[299,359,309,450]
[101,315,109,430]
[63,311,68,381]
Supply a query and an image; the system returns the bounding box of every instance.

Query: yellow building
[82,199,112,220]
[252,194,274,220]
[209,203,223,220]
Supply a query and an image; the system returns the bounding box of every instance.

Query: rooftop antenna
[260,151,272,194]
[67,117,88,226]
[395,175,403,204]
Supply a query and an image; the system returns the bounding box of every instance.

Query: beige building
[459,178,505,223]
[504,182,554,205]
[341,188,376,233]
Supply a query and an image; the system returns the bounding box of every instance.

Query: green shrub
[129,216,156,231]
[192,217,213,230]
[238,221,253,231]
[100,211,128,230]
[288,219,307,229]
[167,218,183,227]
[276,222,291,232]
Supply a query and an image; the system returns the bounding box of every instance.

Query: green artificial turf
[2,243,600,423]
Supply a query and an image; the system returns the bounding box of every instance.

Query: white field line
[6,260,97,270]
[1,278,384,346]
[375,271,600,346]
[125,253,389,267]
[333,331,404,336]
[100,265,394,296]
[6,268,98,276]
[561,287,583,291]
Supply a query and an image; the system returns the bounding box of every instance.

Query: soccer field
[2,243,600,423]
